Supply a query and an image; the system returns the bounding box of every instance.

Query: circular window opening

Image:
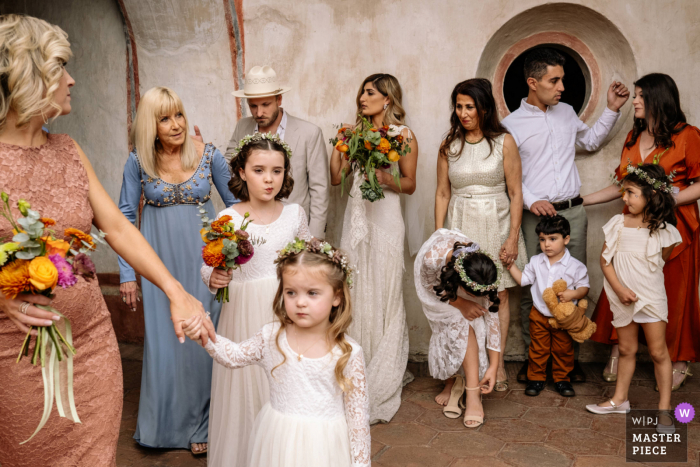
[503,44,591,115]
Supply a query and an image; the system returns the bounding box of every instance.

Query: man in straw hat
[225,65,329,238]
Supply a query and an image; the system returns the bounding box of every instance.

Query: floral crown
[276,237,354,288]
[452,242,502,293]
[611,160,677,194]
[232,132,293,160]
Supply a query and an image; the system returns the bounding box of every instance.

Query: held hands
[210,268,233,289]
[181,313,207,347]
[530,200,557,217]
[168,284,216,345]
[557,289,578,303]
[607,81,630,112]
[614,287,638,306]
[499,237,519,268]
[120,281,140,312]
[0,293,59,335]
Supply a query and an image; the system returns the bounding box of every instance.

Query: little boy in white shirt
[509,215,590,397]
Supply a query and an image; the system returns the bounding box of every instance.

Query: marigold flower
[28,256,58,291]
[395,135,404,144]
[0,259,30,299]
[40,218,56,226]
[377,138,391,154]
[65,228,95,249]
[211,216,233,233]
[364,141,373,151]
[370,128,378,132]
[202,239,226,268]
[387,150,400,162]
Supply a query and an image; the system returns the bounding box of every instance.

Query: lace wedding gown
[340,126,413,423]
[414,229,501,380]
[203,322,371,467]
[202,204,310,467]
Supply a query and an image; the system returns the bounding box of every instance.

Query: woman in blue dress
[118,87,238,454]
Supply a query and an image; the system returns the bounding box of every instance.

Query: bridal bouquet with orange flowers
[330,114,411,202]
[0,192,106,444]
[198,204,265,303]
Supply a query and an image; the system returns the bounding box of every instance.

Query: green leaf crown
[452,245,502,293]
[276,237,354,288]
[231,132,293,160]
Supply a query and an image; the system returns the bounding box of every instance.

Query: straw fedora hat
[232,65,291,98]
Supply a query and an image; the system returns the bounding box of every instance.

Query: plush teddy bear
[542,279,597,343]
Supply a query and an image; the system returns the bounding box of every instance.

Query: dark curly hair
[228,138,294,202]
[433,242,500,313]
[622,163,677,235]
[439,78,508,160]
[626,73,687,151]
[535,215,570,238]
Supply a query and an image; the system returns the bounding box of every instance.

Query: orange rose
[0,259,30,299]
[28,256,58,291]
[65,228,94,249]
[364,141,373,151]
[387,150,400,162]
[200,228,211,244]
[370,128,378,132]
[202,239,226,268]
[40,218,56,226]
[44,237,71,257]
[335,140,349,153]
[377,138,391,154]
[211,216,233,233]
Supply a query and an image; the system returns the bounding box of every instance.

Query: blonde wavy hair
[271,250,354,391]
[355,73,406,127]
[131,87,198,178]
[0,14,72,131]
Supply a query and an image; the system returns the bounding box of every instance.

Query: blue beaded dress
[118,143,238,448]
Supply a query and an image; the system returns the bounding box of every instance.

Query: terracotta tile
[589,414,627,439]
[482,388,509,400]
[498,442,574,467]
[573,455,641,466]
[374,446,453,467]
[406,390,446,409]
[479,419,548,442]
[430,431,503,457]
[371,440,385,458]
[132,450,203,467]
[546,428,622,456]
[506,388,568,407]
[401,388,415,400]
[602,385,659,410]
[565,395,608,412]
[564,382,606,396]
[482,398,529,419]
[392,400,426,423]
[450,457,513,467]
[405,377,445,393]
[371,422,438,446]
[522,407,593,430]
[415,407,470,432]
[116,447,147,466]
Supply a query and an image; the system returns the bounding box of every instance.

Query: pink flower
[72,253,96,280]
[49,254,77,288]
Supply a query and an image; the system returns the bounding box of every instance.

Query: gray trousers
[519,204,588,359]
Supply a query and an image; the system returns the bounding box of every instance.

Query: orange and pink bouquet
[0,192,106,443]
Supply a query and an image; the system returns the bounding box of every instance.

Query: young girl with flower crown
[186,239,370,467]
[201,133,311,466]
[586,164,681,433]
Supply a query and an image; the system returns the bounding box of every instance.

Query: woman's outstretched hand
[167,283,216,345]
[0,293,59,335]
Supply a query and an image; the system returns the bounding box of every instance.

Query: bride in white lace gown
[330,73,419,423]
[414,229,502,427]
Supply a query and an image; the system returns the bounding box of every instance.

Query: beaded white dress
[340,126,413,424]
[445,134,526,290]
[201,204,311,467]
[414,229,501,380]
[602,214,682,327]
[203,323,371,467]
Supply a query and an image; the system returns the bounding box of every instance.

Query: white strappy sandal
[442,376,465,419]
[463,386,484,428]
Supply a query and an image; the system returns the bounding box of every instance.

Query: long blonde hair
[131,86,198,178]
[0,14,72,131]
[355,73,406,127]
[271,250,354,391]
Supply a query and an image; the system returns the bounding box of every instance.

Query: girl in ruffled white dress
[188,239,370,467]
[202,134,311,466]
[414,228,502,428]
[586,164,681,432]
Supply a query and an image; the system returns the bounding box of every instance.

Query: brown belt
[551,196,583,211]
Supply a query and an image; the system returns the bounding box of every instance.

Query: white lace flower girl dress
[203,322,371,467]
[201,204,311,467]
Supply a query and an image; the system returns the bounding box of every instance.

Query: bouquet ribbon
[19,306,80,444]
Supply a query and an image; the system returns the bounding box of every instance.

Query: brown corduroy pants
[527,307,574,382]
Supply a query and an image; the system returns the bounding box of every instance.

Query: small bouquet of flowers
[198,204,265,303]
[0,192,106,444]
[330,114,411,202]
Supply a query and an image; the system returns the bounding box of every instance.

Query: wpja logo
[625,403,693,463]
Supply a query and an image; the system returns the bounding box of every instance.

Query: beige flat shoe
[602,356,618,382]
[655,362,693,392]
[443,376,465,419]
[463,386,484,429]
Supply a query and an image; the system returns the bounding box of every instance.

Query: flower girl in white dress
[187,238,371,467]
[202,133,311,466]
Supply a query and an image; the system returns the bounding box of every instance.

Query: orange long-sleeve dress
[590,125,700,362]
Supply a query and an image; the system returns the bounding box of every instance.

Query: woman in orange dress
[584,73,700,389]
[0,15,215,465]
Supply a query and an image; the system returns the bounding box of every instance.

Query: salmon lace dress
[0,134,122,466]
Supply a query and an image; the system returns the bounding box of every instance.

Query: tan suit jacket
[225,111,329,238]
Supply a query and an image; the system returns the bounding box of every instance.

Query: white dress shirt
[255,108,287,140]
[502,99,620,209]
[520,249,590,317]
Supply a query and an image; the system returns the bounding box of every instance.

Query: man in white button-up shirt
[502,48,629,383]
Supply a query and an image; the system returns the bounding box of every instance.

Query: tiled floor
[117,344,700,466]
